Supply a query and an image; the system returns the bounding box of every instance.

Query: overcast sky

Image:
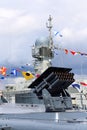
[0,0,87,78]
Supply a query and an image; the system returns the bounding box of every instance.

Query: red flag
[64,49,68,54]
[80,82,87,86]
[70,50,77,55]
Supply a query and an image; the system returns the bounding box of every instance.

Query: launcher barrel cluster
[29,67,75,96]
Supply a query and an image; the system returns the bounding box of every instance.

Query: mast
[46,15,53,48]
[32,15,54,74]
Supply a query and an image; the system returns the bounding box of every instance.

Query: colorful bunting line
[72,82,87,88]
[54,47,87,57]
[71,81,87,93]
[0,64,35,81]
[0,63,33,79]
[65,49,87,56]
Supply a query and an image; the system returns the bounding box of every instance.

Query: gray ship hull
[0,111,87,130]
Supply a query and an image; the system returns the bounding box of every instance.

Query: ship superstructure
[32,15,54,74]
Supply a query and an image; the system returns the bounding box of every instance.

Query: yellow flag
[22,71,34,80]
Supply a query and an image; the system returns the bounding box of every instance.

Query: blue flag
[72,83,81,92]
[10,69,17,76]
[54,31,59,36]
[72,83,80,89]
[54,31,63,37]
[0,77,5,79]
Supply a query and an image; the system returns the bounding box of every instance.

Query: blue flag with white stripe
[72,83,81,92]
[10,69,17,76]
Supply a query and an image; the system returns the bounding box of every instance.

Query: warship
[0,15,87,130]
